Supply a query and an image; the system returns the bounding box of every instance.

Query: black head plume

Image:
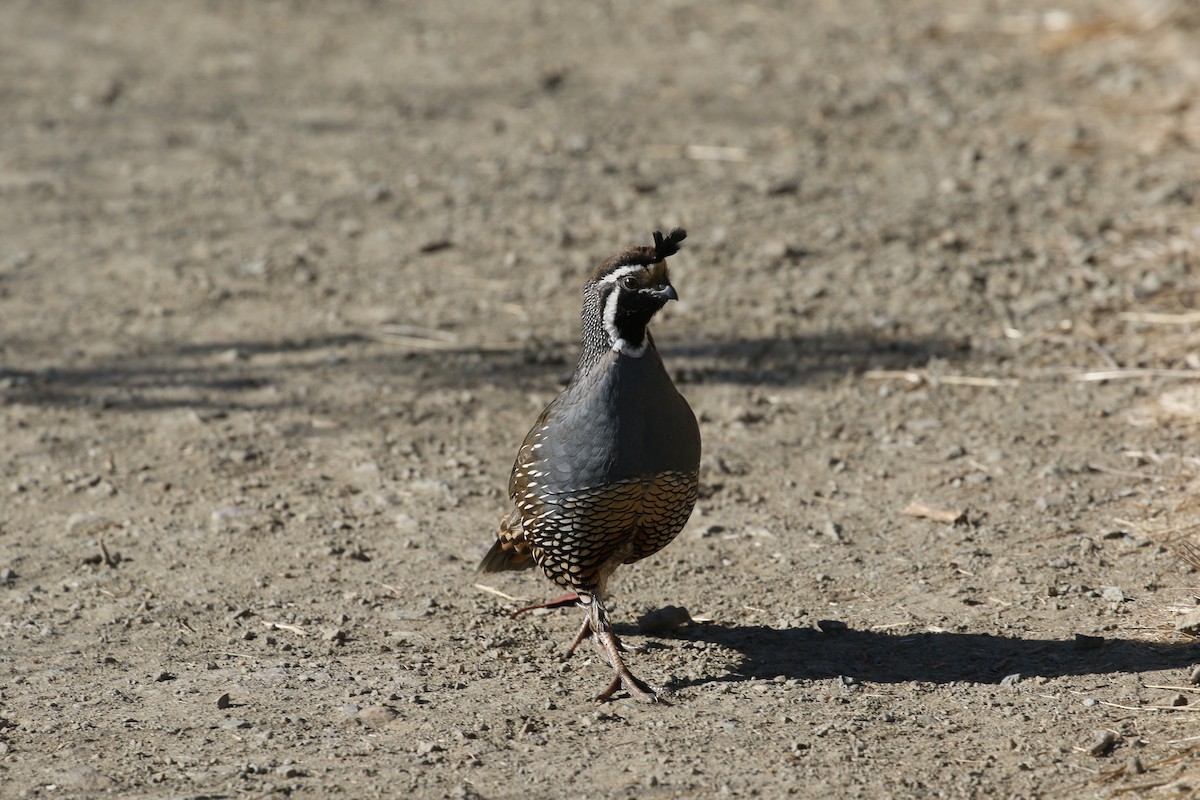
[652,228,687,261]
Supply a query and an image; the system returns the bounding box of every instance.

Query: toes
[625,675,658,703]
[594,674,622,704]
[592,671,657,703]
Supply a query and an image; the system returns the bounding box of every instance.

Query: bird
[478,227,701,703]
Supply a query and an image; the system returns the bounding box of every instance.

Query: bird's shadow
[2,329,966,413]
[624,623,1200,687]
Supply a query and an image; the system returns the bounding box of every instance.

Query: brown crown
[592,228,687,282]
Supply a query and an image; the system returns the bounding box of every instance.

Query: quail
[478,228,701,703]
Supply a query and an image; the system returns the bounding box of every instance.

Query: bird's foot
[592,627,658,704]
[595,668,658,704]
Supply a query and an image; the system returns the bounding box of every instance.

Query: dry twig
[903,501,967,525]
[97,537,120,569]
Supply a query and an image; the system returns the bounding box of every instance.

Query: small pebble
[418,239,452,254]
[1126,756,1145,775]
[364,184,392,203]
[637,606,692,634]
[216,693,232,709]
[1088,729,1118,757]
[817,619,848,635]
[762,177,801,197]
[65,513,108,536]
[356,705,400,726]
[1189,665,1200,685]
[1101,587,1126,603]
[1176,608,1200,634]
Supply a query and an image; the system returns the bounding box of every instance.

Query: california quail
[478,227,701,703]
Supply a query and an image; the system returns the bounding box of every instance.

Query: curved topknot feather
[652,228,687,261]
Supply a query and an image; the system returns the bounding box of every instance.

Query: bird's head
[587,228,686,357]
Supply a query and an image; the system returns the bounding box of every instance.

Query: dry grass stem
[377,323,459,347]
[684,144,748,161]
[1095,699,1200,712]
[1086,462,1158,481]
[863,369,1017,388]
[1074,369,1200,382]
[642,144,749,161]
[1175,541,1200,574]
[1119,311,1200,326]
[473,583,531,603]
[377,324,525,353]
[1107,779,1173,795]
[262,621,307,637]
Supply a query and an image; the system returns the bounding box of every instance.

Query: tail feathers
[477,512,536,573]
[477,537,535,573]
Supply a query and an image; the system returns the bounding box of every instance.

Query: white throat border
[600,265,649,357]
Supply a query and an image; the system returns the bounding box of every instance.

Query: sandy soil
[5,1,1200,798]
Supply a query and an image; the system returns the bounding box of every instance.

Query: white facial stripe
[601,284,621,341]
[601,282,647,358]
[599,264,646,284]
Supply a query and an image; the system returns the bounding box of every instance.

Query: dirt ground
[5,1,1200,797]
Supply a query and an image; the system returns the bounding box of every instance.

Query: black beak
[650,284,678,302]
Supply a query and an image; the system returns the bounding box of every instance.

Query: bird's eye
[620,275,641,291]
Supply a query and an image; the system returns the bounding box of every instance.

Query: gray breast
[534,348,700,492]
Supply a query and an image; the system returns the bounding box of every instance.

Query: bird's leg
[583,594,657,704]
[561,612,592,661]
[560,610,639,660]
[510,591,580,618]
